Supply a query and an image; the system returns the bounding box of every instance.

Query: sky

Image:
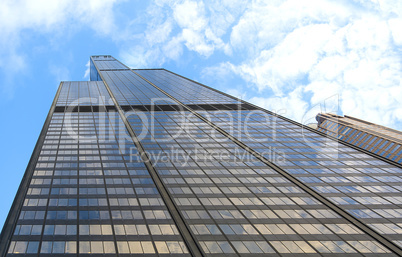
[0,0,402,228]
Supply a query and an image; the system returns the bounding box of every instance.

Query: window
[78,241,114,254]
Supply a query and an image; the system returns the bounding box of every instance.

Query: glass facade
[1,55,402,256]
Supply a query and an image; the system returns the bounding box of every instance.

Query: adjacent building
[316,113,402,164]
[1,55,402,256]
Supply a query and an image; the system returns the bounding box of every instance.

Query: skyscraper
[316,113,402,164]
[1,55,402,256]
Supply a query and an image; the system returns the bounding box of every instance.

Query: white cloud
[233,23,335,95]
[230,0,353,54]
[0,0,116,40]
[249,86,309,123]
[121,0,249,65]
[216,0,402,130]
[0,0,120,95]
[121,46,162,68]
[388,18,402,45]
[173,0,207,31]
[162,36,183,61]
[0,0,119,38]
[181,29,214,57]
[145,19,173,45]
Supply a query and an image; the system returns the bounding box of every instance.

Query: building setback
[316,113,402,164]
[1,55,402,256]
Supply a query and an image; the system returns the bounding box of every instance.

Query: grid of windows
[5,80,189,256]
[2,56,402,257]
[124,108,397,256]
[196,109,402,248]
[56,81,113,107]
[135,69,238,105]
[95,60,127,71]
[101,70,171,106]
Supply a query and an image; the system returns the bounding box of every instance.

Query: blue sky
[0,0,401,227]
